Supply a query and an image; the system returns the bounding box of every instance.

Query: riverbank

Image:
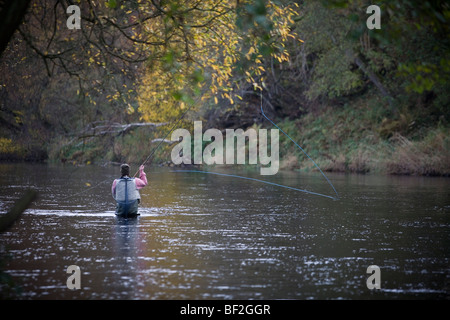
[277,99,450,177]
[2,109,448,177]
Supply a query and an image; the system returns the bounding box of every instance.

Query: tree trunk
[0,0,31,57]
[345,48,394,106]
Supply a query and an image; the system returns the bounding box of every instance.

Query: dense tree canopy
[135,0,299,122]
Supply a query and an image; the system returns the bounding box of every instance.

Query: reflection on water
[0,163,449,299]
[111,217,140,299]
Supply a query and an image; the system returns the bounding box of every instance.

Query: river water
[0,163,448,300]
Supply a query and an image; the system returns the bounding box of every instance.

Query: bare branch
[151,138,178,145]
[76,121,169,138]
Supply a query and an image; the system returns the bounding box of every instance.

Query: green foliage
[398,59,450,94]
[0,138,21,155]
[294,0,450,106]
[138,0,298,122]
[106,0,117,9]
[306,46,364,100]
[294,1,368,101]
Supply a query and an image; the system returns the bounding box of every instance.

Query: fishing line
[172,89,339,201]
[258,90,339,199]
[59,179,111,201]
[132,99,197,177]
[173,170,338,200]
[59,89,340,202]
[59,99,197,201]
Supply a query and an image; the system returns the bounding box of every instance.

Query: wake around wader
[114,177,140,218]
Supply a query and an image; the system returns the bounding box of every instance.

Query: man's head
[120,163,130,177]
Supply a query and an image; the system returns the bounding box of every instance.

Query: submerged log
[0,189,37,232]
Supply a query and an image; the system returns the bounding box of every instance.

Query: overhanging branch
[76,121,168,138]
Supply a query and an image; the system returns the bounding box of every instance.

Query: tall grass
[384,129,449,176]
[276,100,449,176]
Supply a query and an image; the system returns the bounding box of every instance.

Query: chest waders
[115,178,139,218]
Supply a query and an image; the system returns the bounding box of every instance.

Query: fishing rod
[58,100,196,200]
[133,98,197,177]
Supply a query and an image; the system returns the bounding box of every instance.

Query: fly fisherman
[112,164,147,217]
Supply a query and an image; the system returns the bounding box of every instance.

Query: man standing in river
[112,164,147,217]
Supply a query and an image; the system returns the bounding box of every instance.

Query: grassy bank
[277,94,449,176]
